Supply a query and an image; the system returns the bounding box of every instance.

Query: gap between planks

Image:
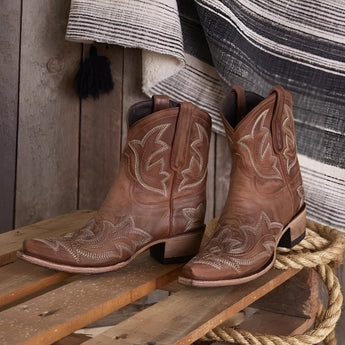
[81,268,300,345]
[0,260,73,309]
[0,252,182,345]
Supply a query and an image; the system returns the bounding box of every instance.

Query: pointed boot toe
[22,238,47,258]
[20,236,79,270]
[179,262,212,285]
[179,258,241,287]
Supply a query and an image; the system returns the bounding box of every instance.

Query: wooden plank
[195,310,313,345]
[0,210,95,266]
[205,133,215,223]
[0,0,21,232]
[121,48,146,149]
[79,313,245,342]
[0,260,72,308]
[334,255,345,342]
[0,252,182,345]
[78,44,124,210]
[82,268,300,345]
[15,0,81,227]
[239,310,314,336]
[53,333,91,345]
[214,133,231,217]
[252,268,319,318]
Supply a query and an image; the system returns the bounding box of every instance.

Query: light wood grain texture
[0,252,182,345]
[239,310,314,336]
[0,0,21,232]
[252,268,319,319]
[15,0,81,227]
[334,256,345,342]
[0,260,72,308]
[214,133,231,217]
[79,44,124,210]
[53,333,91,345]
[205,133,215,223]
[82,268,300,345]
[0,210,94,266]
[121,48,146,149]
[80,313,245,342]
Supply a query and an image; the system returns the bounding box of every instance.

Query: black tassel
[74,45,114,99]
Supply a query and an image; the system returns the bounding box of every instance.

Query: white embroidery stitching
[178,123,209,192]
[238,109,282,180]
[35,216,153,264]
[182,203,205,232]
[297,185,305,209]
[282,105,297,174]
[191,212,282,271]
[128,124,171,196]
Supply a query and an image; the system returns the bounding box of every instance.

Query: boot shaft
[124,96,211,197]
[99,95,212,236]
[221,86,304,218]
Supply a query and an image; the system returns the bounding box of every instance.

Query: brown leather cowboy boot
[18,96,211,273]
[179,86,306,287]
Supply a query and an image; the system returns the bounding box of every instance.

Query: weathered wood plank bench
[0,211,318,345]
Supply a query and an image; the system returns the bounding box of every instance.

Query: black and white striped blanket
[66,0,345,232]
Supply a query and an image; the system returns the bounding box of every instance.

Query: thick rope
[201,219,345,345]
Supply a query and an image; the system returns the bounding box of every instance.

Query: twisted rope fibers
[201,220,345,345]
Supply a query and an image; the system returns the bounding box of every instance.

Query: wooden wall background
[1,0,344,340]
[0,0,229,232]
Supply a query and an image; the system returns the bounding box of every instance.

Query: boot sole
[178,206,306,287]
[17,228,204,274]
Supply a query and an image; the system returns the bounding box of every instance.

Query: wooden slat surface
[79,44,124,210]
[205,133,215,223]
[0,0,21,232]
[252,268,319,318]
[333,255,345,341]
[53,333,91,345]
[214,134,231,217]
[15,0,81,227]
[0,210,95,266]
[82,268,300,345]
[239,310,314,336]
[0,260,72,308]
[0,253,182,345]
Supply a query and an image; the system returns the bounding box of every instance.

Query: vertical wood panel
[78,44,124,210]
[15,0,81,227]
[121,48,146,148]
[215,133,231,217]
[0,0,21,232]
[335,259,345,342]
[205,133,215,223]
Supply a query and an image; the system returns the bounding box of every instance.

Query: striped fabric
[66,0,345,233]
[66,0,184,60]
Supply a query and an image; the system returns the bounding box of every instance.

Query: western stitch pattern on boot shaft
[18,96,212,273]
[179,86,306,287]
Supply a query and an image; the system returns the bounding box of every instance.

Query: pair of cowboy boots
[18,85,306,287]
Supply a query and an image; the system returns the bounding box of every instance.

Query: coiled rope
[201,220,345,345]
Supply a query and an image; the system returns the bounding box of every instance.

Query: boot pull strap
[152,95,170,112]
[231,85,247,123]
[270,86,292,153]
[171,102,194,171]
